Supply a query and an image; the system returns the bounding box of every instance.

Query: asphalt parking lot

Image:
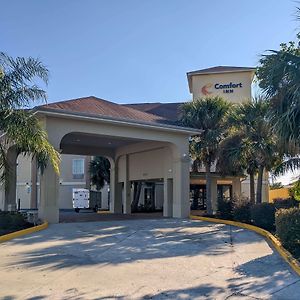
[0,218,299,299]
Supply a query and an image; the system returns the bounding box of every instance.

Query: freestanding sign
[187,66,256,104]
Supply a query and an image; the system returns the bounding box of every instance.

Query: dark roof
[36,96,174,125]
[187,66,256,76]
[123,102,184,122]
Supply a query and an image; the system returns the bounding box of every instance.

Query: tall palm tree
[0,52,60,200]
[218,99,281,204]
[89,156,110,191]
[181,96,232,214]
[257,35,300,150]
[217,132,258,203]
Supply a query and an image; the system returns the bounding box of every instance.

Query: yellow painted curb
[97,210,111,214]
[190,215,300,276]
[0,222,48,243]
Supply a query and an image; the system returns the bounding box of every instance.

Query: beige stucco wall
[190,71,254,103]
[16,155,32,209]
[12,153,89,210]
[118,146,172,182]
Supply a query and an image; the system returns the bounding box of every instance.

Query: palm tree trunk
[205,163,213,215]
[249,171,255,204]
[256,165,264,204]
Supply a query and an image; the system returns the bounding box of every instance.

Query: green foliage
[232,200,252,223]
[276,207,300,258]
[0,52,60,190]
[216,197,233,220]
[269,182,284,190]
[257,32,300,148]
[217,99,281,203]
[180,96,232,166]
[251,203,276,231]
[180,96,232,214]
[290,180,300,201]
[0,212,31,235]
[273,198,299,209]
[89,156,110,190]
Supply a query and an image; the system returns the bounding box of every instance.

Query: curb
[190,215,300,276]
[97,210,111,214]
[0,222,48,243]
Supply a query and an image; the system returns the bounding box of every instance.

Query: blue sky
[1,0,298,104]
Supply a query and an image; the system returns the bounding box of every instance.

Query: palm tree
[218,99,281,204]
[217,132,258,203]
[181,96,232,214]
[89,156,110,191]
[0,52,60,205]
[257,35,300,150]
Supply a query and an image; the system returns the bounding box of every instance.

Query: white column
[123,154,131,214]
[163,178,173,217]
[172,154,190,218]
[30,156,38,209]
[38,163,59,223]
[211,177,218,214]
[232,178,241,199]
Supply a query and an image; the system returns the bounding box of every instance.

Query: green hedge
[251,203,276,231]
[276,207,300,258]
[217,197,234,220]
[273,198,299,210]
[0,212,31,235]
[233,202,252,223]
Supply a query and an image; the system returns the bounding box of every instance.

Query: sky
[1,0,299,105]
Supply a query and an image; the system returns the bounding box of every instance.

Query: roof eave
[34,107,201,136]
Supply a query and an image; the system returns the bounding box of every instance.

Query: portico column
[232,178,241,199]
[5,146,18,211]
[172,154,190,218]
[30,156,38,209]
[38,164,59,223]
[163,177,173,217]
[123,154,131,214]
[109,160,122,213]
[211,177,218,214]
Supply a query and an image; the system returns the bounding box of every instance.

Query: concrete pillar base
[38,164,59,224]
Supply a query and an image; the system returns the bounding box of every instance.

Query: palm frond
[273,157,300,176]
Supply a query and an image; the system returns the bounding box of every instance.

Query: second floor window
[72,159,84,179]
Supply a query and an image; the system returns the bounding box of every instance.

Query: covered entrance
[24,97,199,223]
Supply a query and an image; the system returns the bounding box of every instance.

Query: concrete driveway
[0,219,299,300]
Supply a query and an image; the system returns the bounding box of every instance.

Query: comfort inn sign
[187,66,256,104]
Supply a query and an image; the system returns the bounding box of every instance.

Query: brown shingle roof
[123,102,184,122]
[37,96,173,125]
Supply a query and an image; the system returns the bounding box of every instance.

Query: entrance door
[144,183,155,211]
[190,184,206,210]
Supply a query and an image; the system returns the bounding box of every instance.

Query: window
[72,159,84,179]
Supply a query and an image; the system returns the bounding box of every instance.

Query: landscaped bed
[0,211,33,236]
[197,197,300,263]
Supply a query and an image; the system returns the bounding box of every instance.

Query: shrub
[217,197,233,220]
[0,212,30,234]
[273,198,299,210]
[276,208,300,258]
[233,201,252,223]
[251,203,276,231]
